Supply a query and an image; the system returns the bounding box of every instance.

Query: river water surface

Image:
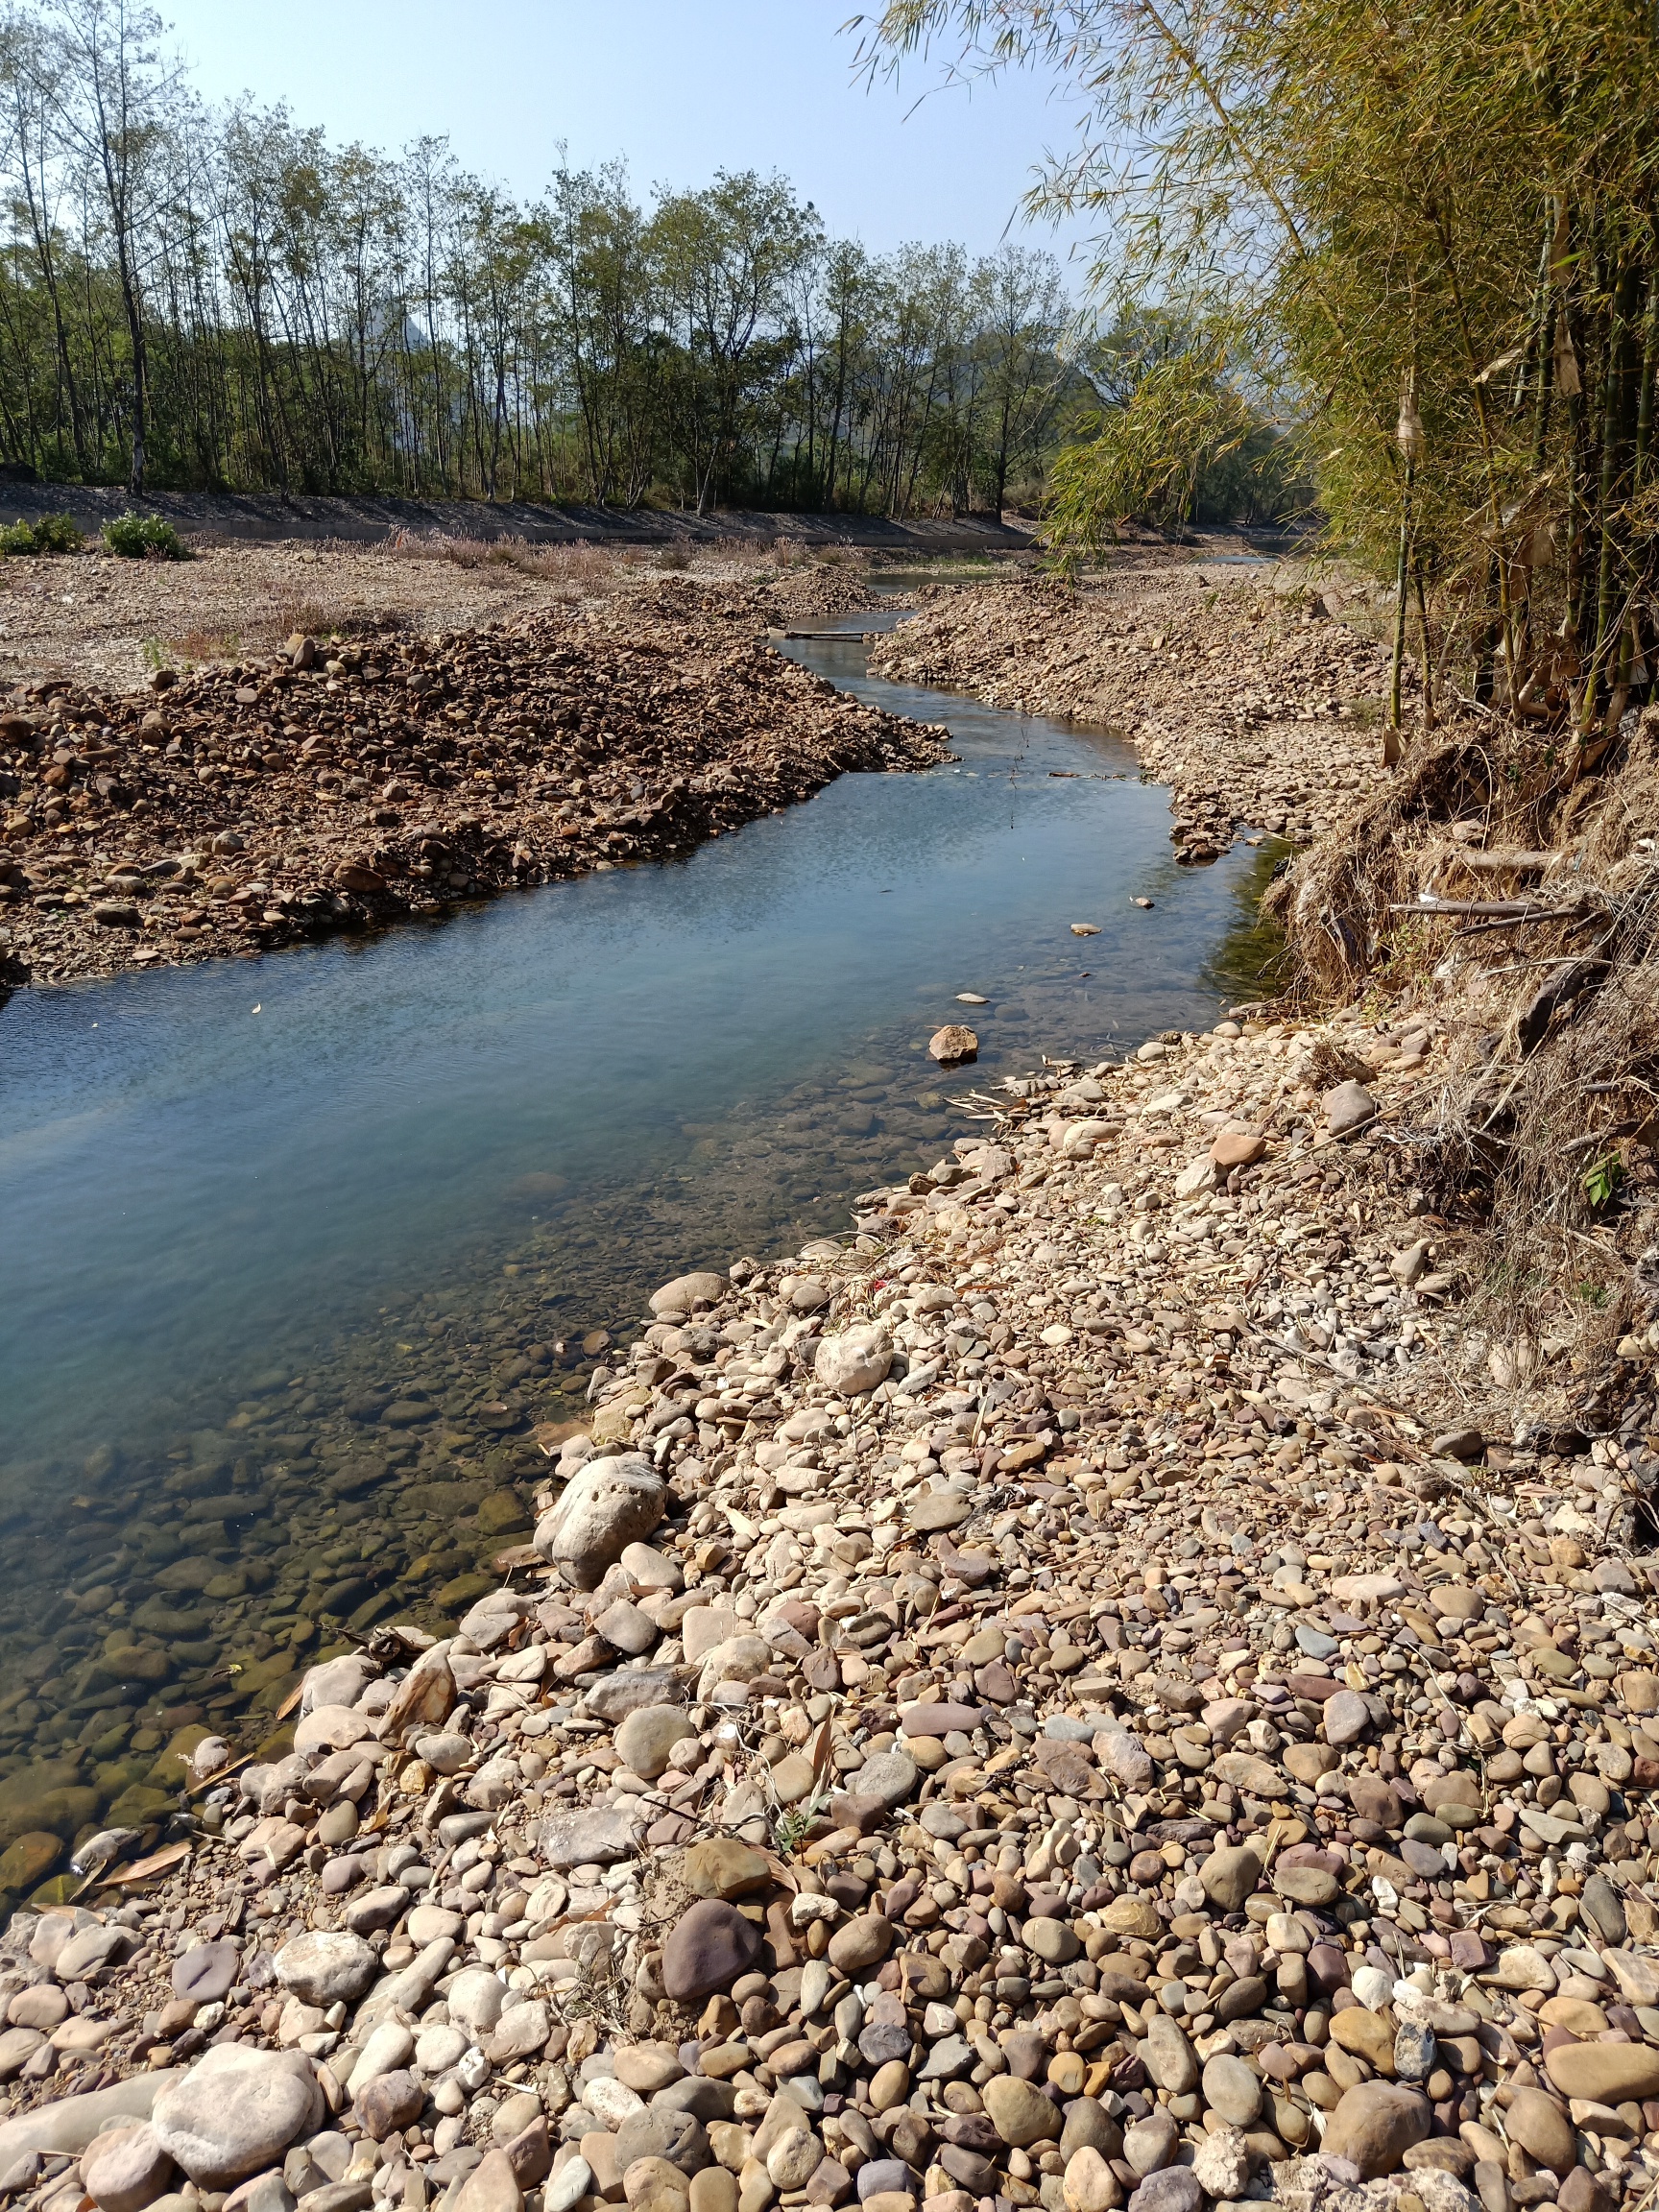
[0,612,1276,1879]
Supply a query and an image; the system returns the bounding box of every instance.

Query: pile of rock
[0,576,944,989]
[867,570,1396,855]
[3,1011,1659,2212]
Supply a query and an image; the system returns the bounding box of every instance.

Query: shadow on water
[0,615,1285,1881]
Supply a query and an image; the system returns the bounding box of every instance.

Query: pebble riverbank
[2,1006,1658,2212]
[0,570,938,990]
[866,570,1400,860]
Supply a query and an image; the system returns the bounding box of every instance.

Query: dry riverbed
[2,1006,1658,2212]
[868,564,1400,860]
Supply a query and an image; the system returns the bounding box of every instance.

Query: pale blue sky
[156,0,1094,267]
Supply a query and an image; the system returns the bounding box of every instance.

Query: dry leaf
[1476,342,1526,384]
[106,1840,192,1887]
[808,1717,836,1791]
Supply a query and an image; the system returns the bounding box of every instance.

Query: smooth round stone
[852,1751,918,1808]
[1198,1844,1262,1911]
[1122,2113,1177,2178]
[8,1985,68,2031]
[81,2124,174,2212]
[613,2045,685,2095]
[1545,2041,1659,2102]
[1063,2149,1117,2212]
[828,1914,894,1975]
[858,2162,913,2202]
[1059,2102,1121,2160]
[1322,2083,1431,2179]
[765,2129,822,2191]
[171,1942,240,2005]
[1200,2055,1261,2128]
[1504,2088,1575,2176]
[983,2076,1061,2147]
[689,2173,736,2212]
[356,2071,422,2142]
[1025,1917,1078,1965]
[616,1706,697,1783]
[273,1931,376,2007]
[869,2060,910,2111]
[151,2045,321,2187]
[661,1900,762,2002]
[1141,2014,1197,2094]
[317,1800,359,1847]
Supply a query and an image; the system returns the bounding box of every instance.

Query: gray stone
[1323,1081,1376,1135]
[1141,2014,1197,2095]
[585,1671,684,1723]
[273,1933,377,2008]
[152,2048,322,2188]
[81,2124,175,2212]
[0,2074,180,2163]
[539,1804,645,1869]
[1200,2055,1261,2128]
[1323,1690,1373,1746]
[171,1943,240,2005]
[613,2108,709,2177]
[853,1751,918,1808]
[615,1706,697,1782]
[1059,2103,1122,2161]
[535,1455,666,1589]
[1199,1844,1262,1912]
[1128,2170,1201,2212]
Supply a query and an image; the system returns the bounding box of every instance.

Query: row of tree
[867,0,1659,733]
[0,0,1076,510]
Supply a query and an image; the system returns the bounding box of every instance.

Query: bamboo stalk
[1584,259,1634,733]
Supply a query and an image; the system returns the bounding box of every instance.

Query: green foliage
[102,514,188,561]
[0,6,1080,517]
[1584,1154,1624,1210]
[1046,330,1297,554]
[863,0,1659,727]
[0,511,82,555]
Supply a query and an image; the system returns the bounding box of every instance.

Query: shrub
[102,512,190,561]
[0,512,84,556]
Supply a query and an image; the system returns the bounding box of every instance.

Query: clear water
[0,613,1279,1863]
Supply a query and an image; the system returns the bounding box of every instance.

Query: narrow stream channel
[0,611,1280,1883]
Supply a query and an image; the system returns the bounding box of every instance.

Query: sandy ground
[0,541,709,694]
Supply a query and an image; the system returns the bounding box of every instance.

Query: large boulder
[151,2047,323,2187]
[535,1455,666,1589]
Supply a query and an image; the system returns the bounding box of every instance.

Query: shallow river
[0,612,1277,1884]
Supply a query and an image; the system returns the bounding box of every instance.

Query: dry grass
[163,596,408,663]
[1267,708,1659,1419]
[385,530,625,597]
